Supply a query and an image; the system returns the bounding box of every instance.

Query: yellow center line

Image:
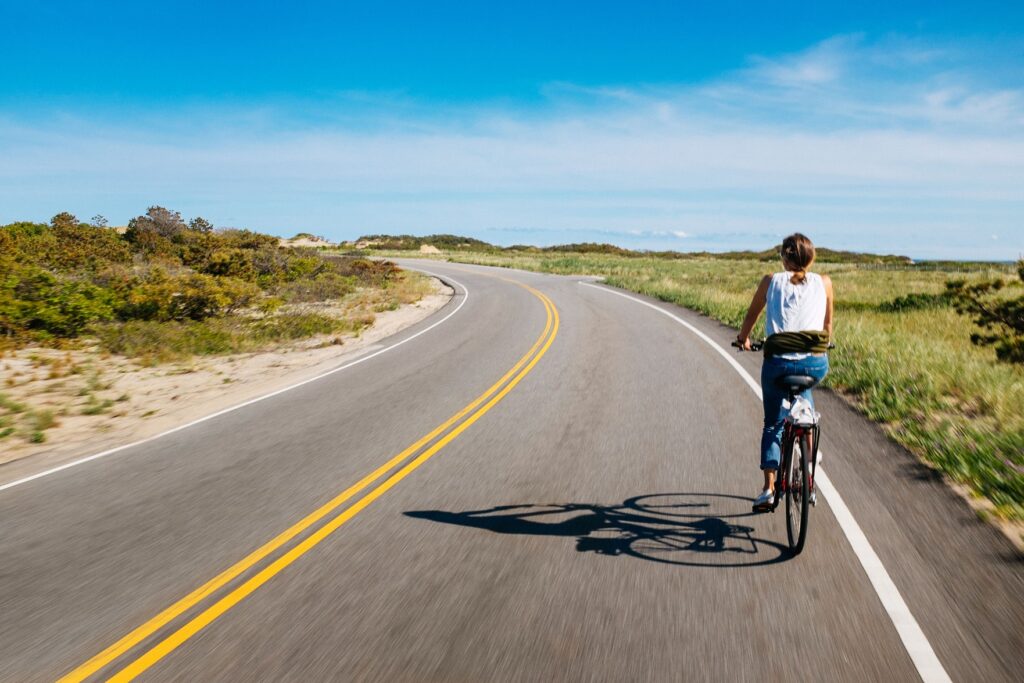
[111,292,558,681]
[59,278,557,683]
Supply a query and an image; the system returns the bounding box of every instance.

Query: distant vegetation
[354,233,914,264]
[355,234,495,251]
[363,240,1022,522]
[0,208,421,362]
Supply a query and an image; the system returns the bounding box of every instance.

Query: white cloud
[1,34,1022,259]
[747,34,856,87]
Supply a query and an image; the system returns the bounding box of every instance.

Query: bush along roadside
[1,208,421,361]
[947,259,1024,364]
[1,210,439,448]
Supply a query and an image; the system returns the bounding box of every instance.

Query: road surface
[0,261,1020,682]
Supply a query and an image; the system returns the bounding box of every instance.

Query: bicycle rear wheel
[785,430,811,554]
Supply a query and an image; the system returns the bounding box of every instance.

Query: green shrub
[0,264,118,337]
[93,312,351,360]
[124,206,187,243]
[204,248,257,280]
[0,394,27,413]
[49,218,132,271]
[2,209,404,352]
[215,228,279,251]
[251,246,290,282]
[0,222,58,266]
[29,409,56,431]
[176,230,219,269]
[247,313,348,341]
[948,260,1024,364]
[276,272,356,302]
[81,396,114,415]
[93,319,237,360]
[331,257,400,286]
[2,217,131,273]
[879,292,953,312]
[284,253,328,281]
[124,271,260,321]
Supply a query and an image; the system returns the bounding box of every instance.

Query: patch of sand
[0,278,453,481]
[279,236,337,248]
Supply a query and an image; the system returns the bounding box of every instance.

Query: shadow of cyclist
[405,493,791,567]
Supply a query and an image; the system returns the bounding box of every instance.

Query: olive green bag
[763,331,830,357]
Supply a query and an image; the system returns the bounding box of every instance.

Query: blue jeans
[760,354,829,471]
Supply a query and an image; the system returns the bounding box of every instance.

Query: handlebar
[731,339,764,351]
[731,339,835,352]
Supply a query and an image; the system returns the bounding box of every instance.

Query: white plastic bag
[785,396,820,426]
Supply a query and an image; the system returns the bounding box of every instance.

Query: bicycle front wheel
[785,430,811,554]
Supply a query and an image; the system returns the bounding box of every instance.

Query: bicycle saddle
[777,375,819,392]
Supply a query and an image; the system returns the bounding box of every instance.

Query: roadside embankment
[0,277,452,472]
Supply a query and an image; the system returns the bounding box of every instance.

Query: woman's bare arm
[822,274,834,338]
[736,275,772,348]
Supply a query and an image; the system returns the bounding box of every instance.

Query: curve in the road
[58,278,557,682]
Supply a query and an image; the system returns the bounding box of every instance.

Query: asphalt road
[0,261,1020,682]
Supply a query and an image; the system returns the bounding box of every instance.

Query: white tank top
[765,271,827,359]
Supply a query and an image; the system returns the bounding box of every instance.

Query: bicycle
[731,338,831,555]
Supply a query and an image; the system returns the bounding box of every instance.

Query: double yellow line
[61,279,559,682]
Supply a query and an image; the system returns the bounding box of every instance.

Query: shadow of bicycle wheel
[405,492,791,568]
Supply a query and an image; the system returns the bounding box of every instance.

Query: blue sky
[2,1,1022,259]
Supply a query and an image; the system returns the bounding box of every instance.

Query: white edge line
[0,271,469,494]
[580,281,951,683]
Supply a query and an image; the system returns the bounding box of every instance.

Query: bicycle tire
[785,429,810,554]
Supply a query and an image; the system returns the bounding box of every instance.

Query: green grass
[0,405,60,444]
[390,250,1024,520]
[81,395,114,415]
[0,393,28,413]
[28,409,56,431]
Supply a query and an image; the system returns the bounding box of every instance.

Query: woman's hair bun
[781,233,815,284]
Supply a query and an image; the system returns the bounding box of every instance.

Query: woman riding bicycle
[736,233,834,512]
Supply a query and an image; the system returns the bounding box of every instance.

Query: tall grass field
[379,249,1024,523]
